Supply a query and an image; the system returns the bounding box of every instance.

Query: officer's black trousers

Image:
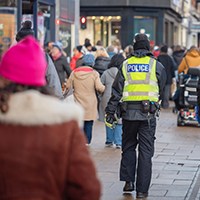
[120,118,156,193]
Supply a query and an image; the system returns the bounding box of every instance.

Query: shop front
[79,16,121,48]
[0,0,55,55]
[80,1,182,49]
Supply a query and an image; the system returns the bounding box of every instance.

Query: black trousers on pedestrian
[120,118,156,193]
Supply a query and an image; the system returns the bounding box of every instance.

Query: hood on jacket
[108,52,116,58]
[186,49,200,58]
[107,67,118,79]
[131,50,155,58]
[73,66,94,80]
[173,49,185,57]
[0,90,84,127]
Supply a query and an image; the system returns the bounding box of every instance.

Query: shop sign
[173,0,180,8]
[191,22,200,32]
[2,37,11,43]
[0,30,4,36]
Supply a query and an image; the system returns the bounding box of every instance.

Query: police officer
[105,34,166,198]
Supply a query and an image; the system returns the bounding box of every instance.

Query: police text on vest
[127,64,149,73]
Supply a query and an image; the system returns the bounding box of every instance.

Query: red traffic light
[80,17,87,29]
[55,19,60,25]
[81,17,86,24]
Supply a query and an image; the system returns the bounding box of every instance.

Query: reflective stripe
[123,91,159,98]
[125,80,158,86]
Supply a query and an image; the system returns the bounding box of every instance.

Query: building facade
[79,0,187,48]
[0,0,79,58]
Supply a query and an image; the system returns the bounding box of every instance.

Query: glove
[105,114,117,129]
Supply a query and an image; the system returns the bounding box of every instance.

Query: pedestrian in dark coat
[157,45,175,108]
[99,54,125,148]
[93,47,110,76]
[51,41,71,84]
[0,36,101,200]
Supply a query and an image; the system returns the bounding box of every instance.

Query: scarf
[52,52,62,61]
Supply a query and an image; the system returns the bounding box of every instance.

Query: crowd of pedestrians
[1,19,200,199]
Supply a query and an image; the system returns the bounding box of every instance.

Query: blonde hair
[95,47,109,59]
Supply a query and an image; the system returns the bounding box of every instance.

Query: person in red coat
[0,36,101,200]
[70,45,82,70]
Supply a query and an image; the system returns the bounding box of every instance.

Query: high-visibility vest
[122,56,159,102]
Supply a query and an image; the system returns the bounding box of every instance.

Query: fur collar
[0,90,84,127]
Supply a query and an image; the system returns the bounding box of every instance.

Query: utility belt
[120,100,159,114]
[116,100,161,129]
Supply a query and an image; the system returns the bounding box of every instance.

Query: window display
[134,16,156,45]
[0,0,17,55]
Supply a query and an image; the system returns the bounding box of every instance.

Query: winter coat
[70,52,82,71]
[51,54,71,84]
[178,49,200,74]
[66,66,105,120]
[172,49,185,69]
[99,67,122,123]
[105,49,167,121]
[157,54,175,85]
[0,90,101,200]
[93,56,110,76]
[45,53,63,99]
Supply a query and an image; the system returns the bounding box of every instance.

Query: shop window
[59,22,71,59]
[0,0,17,57]
[134,16,156,45]
[22,1,54,48]
[92,16,121,48]
[111,21,121,49]
[37,3,53,48]
[60,0,75,21]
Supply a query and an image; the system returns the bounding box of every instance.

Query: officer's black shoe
[136,192,148,198]
[123,182,134,192]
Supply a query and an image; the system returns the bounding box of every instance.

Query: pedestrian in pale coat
[67,54,105,145]
[99,54,125,148]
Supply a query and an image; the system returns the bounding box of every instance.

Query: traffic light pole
[75,0,80,46]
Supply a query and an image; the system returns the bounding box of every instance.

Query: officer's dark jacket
[105,49,167,121]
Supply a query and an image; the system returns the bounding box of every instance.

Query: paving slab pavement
[89,103,200,200]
